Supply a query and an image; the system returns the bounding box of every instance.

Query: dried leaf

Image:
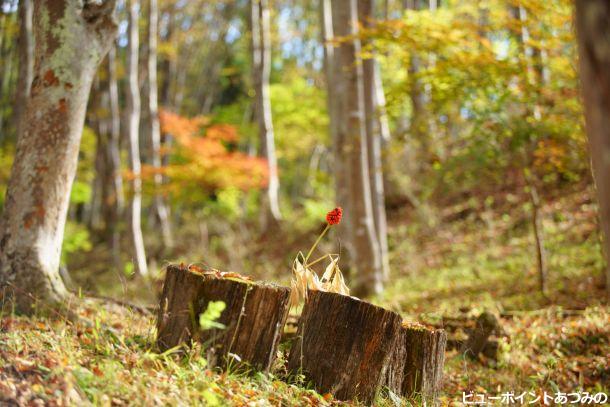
[321,255,339,282]
[328,267,350,296]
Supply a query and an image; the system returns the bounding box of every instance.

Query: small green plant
[199,301,226,330]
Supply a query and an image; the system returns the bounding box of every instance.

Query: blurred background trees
[0,0,606,306]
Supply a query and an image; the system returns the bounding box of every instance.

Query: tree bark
[15,0,33,139]
[331,0,383,296]
[250,0,281,225]
[0,7,17,143]
[383,325,447,405]
[287,290,402,404]
[575,0,610,299]
[360,0,391,283]
[529,181,547,295]
[157,265,291,372]
[0,0,117,314]
[373,62,391,143]
[126,0,148,276]
[146,0,172,249]
[321,0,354,267]
[105,45,123,266]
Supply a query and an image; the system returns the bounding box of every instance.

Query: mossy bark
[0,0,117,314]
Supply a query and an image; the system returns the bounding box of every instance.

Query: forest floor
[1,186,609,406]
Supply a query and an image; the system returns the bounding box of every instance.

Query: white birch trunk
[251,0,282,223]
[107,46,124,219]
[360,0,391,283]
[147,0,172,248]
[126,0,148,276]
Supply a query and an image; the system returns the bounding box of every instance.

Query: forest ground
[0,184,608,406]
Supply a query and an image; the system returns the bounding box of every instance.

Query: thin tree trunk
[87,79,106,231]
[331,0,383,296]
[106,45,124,266]
[360,0,390,282]
[0,6,17,143]
[15,0,33,138]
[251,0,282,225]
[575,0,610,299]
[0,0,117,314]
[529,182,547,295]
[512,3,548,294]
[126,0,148,276]
[373,62,391,143]
[147,0,172,248]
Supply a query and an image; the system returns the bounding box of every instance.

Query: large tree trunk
[126,0,148,276]
[250,0,282,225]
[146,0,173,249]
[360,0,391,283]
[575,0,610,299]
[0,0,117,314]
[331,0,383,296]
[321,0,354,267]
[14,0,33,138]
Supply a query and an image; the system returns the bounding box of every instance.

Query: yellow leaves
[533,139,568,173]
[289,254,350,308]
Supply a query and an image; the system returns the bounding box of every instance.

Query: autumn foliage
[140,110,269,198]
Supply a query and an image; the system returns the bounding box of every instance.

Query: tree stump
[287,290,402,405]
[460,311,499,360]
[383,324,447,404]
[156,265,291,372]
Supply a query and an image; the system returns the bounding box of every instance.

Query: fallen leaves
[185,263,253,283]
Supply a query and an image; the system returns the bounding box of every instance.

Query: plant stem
[304,224,330,265]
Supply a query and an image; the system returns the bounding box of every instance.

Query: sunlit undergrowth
[0,300,340,406]
[0,300,606,405]
[1,187,608,406]
[382,185,605,316]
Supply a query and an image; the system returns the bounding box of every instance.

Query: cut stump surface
[156,264,291,372]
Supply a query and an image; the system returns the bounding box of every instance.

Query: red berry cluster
[326,207,343,225]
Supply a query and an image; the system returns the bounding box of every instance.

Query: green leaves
[199,301,227,331]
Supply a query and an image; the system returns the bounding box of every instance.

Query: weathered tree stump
[156,265,291,372]
[460,311,499,360]
[383,324,447,404]
[287,290,402,405]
